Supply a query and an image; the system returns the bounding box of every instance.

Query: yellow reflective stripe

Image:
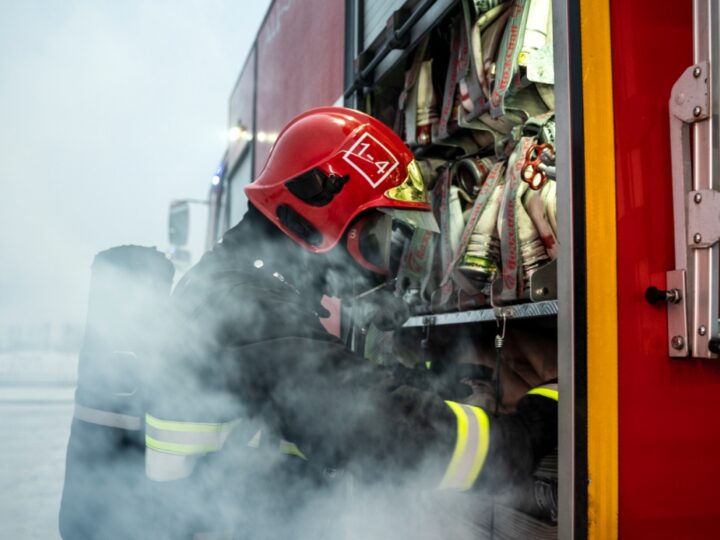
[145,415,239,457]
[439,401,469,489]
[438,401,490,491]
[527,388,559,401]
[279,440,308,461]
[466,405,490,487]
[145,434,221,456]
[145,414,235,433]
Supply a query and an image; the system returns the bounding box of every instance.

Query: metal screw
[699,325,707,336]
[535,288,545,297]
[694,66,702,78]
[694,106,703,117]
[671,336,685,350]
[694,233,703,244]
[694,192,703,204]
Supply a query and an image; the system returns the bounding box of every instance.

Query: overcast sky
[0,0,271,325]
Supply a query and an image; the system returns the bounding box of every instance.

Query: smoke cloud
[0,2,271,537]
[58,226,557,539]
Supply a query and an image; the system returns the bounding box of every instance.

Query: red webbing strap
[479,4,513,99]
[520,111,557,259]
[498,136,534,299]
[438,20,468,140]
[460,0,488,121]
[434,166,455,302]
[395,37,430,136]
[395,225,437,307]
[414,167,451,301]
[524,182,558,259]
[490,0,532,118]
[437,160,505,304]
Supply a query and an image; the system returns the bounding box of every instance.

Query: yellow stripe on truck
[580,0,620,537]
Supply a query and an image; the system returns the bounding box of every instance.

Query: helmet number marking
[343,133,399,188]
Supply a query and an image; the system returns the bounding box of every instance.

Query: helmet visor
[346,209,438,278]
[347,212,392,276]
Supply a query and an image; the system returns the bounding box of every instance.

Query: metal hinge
[687,190,720,248]
[667,54,716,358]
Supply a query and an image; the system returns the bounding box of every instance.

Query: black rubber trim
[568,0,589,537]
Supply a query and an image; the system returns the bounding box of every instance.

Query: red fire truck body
[611,2,720,538]
[185,1,720,538]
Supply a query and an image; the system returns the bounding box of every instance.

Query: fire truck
[166,0,720,538]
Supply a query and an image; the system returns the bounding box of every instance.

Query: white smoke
[54,235,557,539]
[0,2,271,537]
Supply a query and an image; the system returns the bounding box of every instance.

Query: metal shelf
[402,300,559,327]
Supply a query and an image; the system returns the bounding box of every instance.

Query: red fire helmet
[244,106,434,252]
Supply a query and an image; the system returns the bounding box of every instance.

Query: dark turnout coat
[150,210,556,538]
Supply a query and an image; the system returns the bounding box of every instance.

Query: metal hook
[495,311,507,349]
[421,317,432,349]
[493,311,507,415]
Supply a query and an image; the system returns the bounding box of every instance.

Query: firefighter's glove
[388,363,474,400]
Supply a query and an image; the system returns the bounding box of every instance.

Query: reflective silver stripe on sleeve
[146,447,197,482]
[438,401,490,491]
[73,403,141,431]
[145,415,239,482]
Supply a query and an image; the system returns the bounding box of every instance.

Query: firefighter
[145,107,557,538]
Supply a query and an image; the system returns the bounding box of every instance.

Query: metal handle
[645,286,682,305]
